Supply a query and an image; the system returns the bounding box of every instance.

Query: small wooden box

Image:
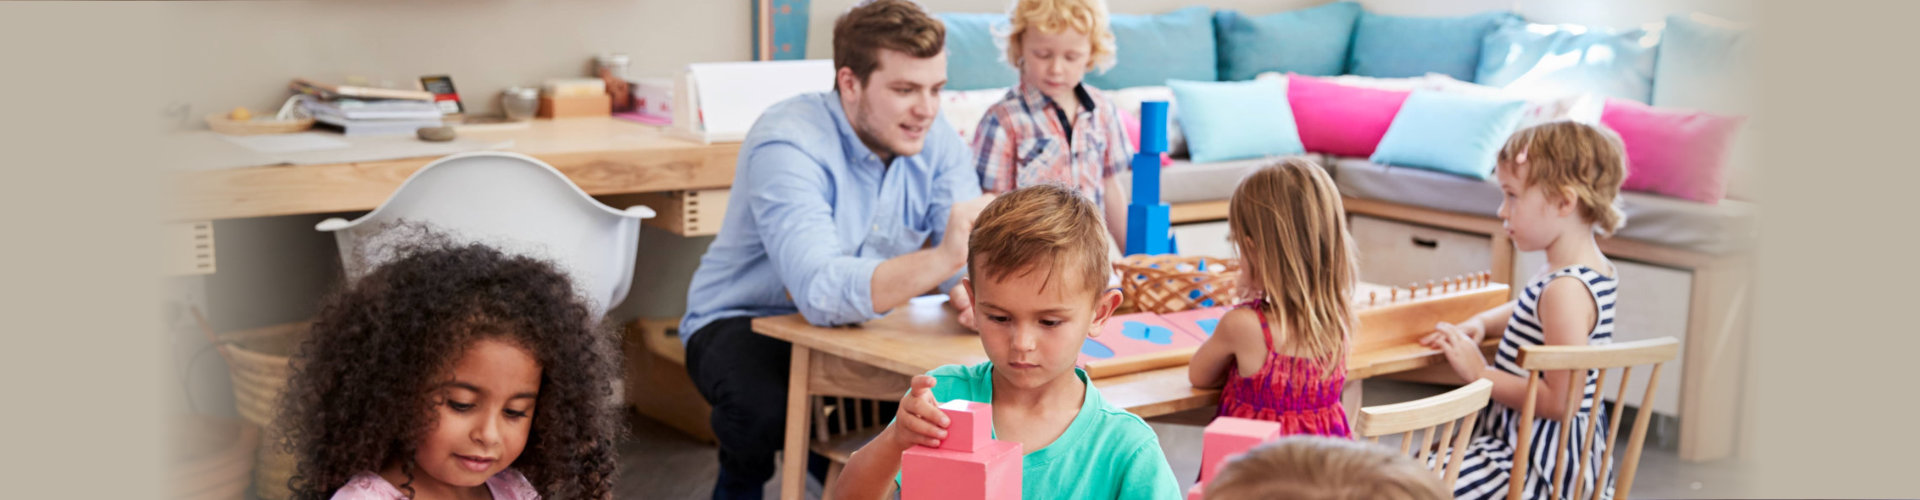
[537,93,612,118]
[636,188,730,237]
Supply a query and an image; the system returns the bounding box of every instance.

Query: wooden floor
[612,379,1752,499]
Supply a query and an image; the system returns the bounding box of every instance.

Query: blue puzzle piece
[1195,318,1220,336]
[1081,338,1115,359]
[1121,321,1176,345]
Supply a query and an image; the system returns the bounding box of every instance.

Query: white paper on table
[218,132,352,154]
[687,60,834,140]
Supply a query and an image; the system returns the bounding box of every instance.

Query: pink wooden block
[900,439,1022,500]
[937,400,992,453]
[1187,483,1205,500]
[1197,417,1282,483]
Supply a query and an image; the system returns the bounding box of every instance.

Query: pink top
[1214,299,1351,438]
[330,469,540,500]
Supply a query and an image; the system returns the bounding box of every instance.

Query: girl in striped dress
[1421,121,1632,500]
[1190,158,1357,439]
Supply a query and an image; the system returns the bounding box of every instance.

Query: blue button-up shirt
[680,91,982,343]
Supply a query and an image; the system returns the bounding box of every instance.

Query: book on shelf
[297,95,444,121]
[290,78,435,101]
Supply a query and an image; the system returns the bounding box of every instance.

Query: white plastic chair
[316,152,655,318]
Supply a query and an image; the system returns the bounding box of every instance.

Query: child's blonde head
[1496,120,1629,236]
[1004,0,1118,72]
[1205,436,1452,500]
[969,184,1110,300]
[1227,158,1355,369]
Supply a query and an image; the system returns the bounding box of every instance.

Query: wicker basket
[1114,254,1242,314]
[211,322,307,500]
[205,113,315,135]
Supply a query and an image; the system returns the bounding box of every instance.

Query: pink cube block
[1197,417,1282,483]
[901,439,1022,500]
[937,400,992,453]
[1187,483,1205,500]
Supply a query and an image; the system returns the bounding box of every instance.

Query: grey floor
[615,379,1752,499]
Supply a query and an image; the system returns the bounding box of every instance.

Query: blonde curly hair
[1002,0,1118,73]
[1496,120,1630,237]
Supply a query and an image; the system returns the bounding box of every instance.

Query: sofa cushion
[1086,6,1218,90]
[1213,2,1362,80]
[1476,18,1659,104]
[936,13,1019,91]
[1331,157,1757,254]
[1169,78,1304,163]
[1348,10,1517,82]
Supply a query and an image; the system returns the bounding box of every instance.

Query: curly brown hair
[277,238,622,500]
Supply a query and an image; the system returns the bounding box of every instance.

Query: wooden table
[753,283,1487,500]
[170,118,738,221]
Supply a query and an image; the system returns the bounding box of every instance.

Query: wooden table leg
[782,344,812,500]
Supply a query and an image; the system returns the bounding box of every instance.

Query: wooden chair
[1356,378,1495,487]
[811,395,887,499]
[1508,337,1681,500]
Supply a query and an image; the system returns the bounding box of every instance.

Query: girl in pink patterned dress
[1189,158,1357,438]
[276,242,621,500]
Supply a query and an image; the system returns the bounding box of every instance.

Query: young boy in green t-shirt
[833,184,1181,499]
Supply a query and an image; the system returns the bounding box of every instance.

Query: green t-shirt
[896,362,1182,500]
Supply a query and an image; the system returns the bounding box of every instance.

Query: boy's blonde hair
[1496,120,1629,236]
[1227,158,1355,371]
[1205,436,1452,500]
[1004,0,1118,73]
[968,184,1110,300]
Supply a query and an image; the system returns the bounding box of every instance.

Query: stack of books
[290,78,445,136]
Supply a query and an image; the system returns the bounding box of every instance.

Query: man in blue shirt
[680,1,991,497]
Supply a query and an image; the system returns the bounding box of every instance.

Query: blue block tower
[1126,101,1174,256]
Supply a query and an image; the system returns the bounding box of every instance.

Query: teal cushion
[1370,89,1525,179]
[1476,18,1658,103]
[1652,13,1751,113]
[1214,2,1362,81]
[1086,7,1217,90]
[1168,79,1303,163]
[937,13,1018,91]
[1349,10,1517,82]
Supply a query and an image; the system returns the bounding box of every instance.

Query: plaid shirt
[971,82,1134,204]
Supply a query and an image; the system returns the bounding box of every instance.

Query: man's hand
[939,194,996,264]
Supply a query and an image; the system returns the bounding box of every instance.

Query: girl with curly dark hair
[276,241,622,500]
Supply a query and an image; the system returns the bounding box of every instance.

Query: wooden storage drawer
[1515,252,1689,417]
[633,188,730,237]
[1350,214,1493,288]
[1171,221,1233,260]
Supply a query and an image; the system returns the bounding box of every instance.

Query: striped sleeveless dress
[1214,298,1351,438]
[1449,265,1618,500]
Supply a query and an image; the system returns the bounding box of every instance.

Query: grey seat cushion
[1331,157,1758,254]
[1125,155,1328,204]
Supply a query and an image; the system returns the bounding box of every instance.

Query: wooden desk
[753,283,1483,500]
[171,118,738,221]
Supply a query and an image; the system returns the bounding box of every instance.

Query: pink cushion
[1287,74,1411,157]
[1600,98,1745,203]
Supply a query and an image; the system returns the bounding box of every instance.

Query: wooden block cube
[1197,417,1282,483]
[901,439,1022,500]
[1187,483,1204,500]
[937,400,992,453]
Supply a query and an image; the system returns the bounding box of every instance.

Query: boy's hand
[884,375,950,449]
[1421,322,1487,383]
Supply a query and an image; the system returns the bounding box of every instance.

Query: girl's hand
[1421,322,1487,383]
[883,375,950,449]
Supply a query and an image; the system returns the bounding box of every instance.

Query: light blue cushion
[1167,79,1302,164]
[1214,2,1362,81]
[937,13,1018,91]
[1652,13,1751,113]
[1370,89,1525,179]
[1086,7,1217,90]
[1476,18,1658,103]
[1349,10,1517,82]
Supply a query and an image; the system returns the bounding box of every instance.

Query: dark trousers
[686,316,899,499]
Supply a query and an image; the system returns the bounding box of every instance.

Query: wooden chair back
[1356,378,1495,487]
[1508,337,1681,500]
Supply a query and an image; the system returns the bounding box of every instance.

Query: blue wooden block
[1130,153,1161,203]
[1127,203,1171,255]
[1140,101,1169,154]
